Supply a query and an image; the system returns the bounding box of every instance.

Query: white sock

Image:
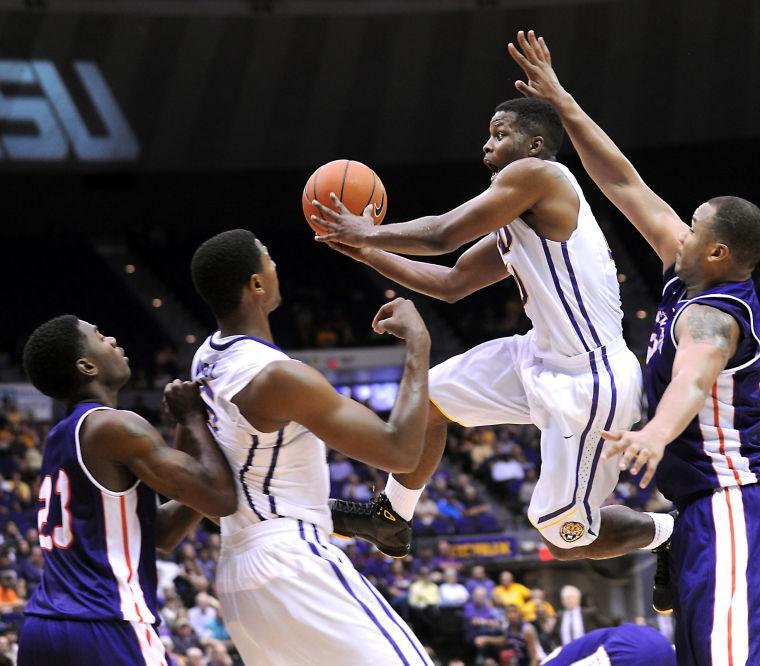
[384,474,424,522]
[641,512,674,550]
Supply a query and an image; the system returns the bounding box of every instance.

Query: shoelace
[332,498,378,516]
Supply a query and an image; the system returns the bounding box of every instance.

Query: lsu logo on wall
[0,60,138,162]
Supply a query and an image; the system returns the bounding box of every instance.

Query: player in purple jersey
[510,30,760,666]
[17,315,237,666]
[542,624,675,666]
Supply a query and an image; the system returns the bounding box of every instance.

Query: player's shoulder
[496,157,548,182]
[81,408,154,442]
[245,358,315,393]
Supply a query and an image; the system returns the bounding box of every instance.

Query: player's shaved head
[707,196,760,270]
[494,98,564,157]
[191,229,264,318]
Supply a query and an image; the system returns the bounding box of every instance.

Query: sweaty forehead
[692,202,715,229]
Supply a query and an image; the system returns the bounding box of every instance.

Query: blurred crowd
[0,393,672,665]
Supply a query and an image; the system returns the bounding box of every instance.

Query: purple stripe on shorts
[582,347,617,530]
[538,352,600,524]
[540,238,591,352]
[359,573,429,665]
[297,522,409,665]
[560,241,603,348]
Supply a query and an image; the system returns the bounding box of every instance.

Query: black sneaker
[329,493,412,558]
[652,511,677,614]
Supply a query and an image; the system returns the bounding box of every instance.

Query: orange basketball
[302,159,387,235]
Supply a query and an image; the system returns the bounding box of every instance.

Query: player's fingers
[363,204,373,219]
[601,430,622,441]
[514,80,538,98]
[538,36,552,63]
[507,42,531,70]
[329,192,348,213]
[640,460,659,488]
[618,445,639,470]
[517,30,536,60]
[601,440,625,460]
[527,30,542,59]
[312,200,339,219]
[311,215,338,229]
[629,449,651,476]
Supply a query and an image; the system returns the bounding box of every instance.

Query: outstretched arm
[509,30,688,268]
[326,234,508,303]
[602,303,740,486]
[311,159,546,255]
[232,299,430,473]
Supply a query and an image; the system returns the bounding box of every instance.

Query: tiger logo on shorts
[559,521,585,543]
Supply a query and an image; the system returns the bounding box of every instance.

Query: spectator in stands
[435,540,462,572]
[558,585,610,645]
[207,640,234,666]
[0,570,24,615]
[329,452,354,492]
[408,567,441,647]
[465,565,495,596]
[173,618,202,656]
[185,646,207,666]
[409,567,441,611]
[531,602,560,657]
[474,603,539,665]
[438,567,469,608]
[385,559,413,619]
[463,586,503,645]
[413,490,441,535]
[523,587,556,623]
[492,570,531,612]
[188,592,218,639]
[341,473,373,502]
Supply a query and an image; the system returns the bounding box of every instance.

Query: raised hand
[312,193,376,248]
[370,297,429,342]
[507,30,565,103]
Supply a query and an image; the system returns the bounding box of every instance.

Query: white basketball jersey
[494,161,623,362]
[191,333,332,537]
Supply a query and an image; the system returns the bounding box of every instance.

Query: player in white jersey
[313,97,674,559]
[189,229,434,666]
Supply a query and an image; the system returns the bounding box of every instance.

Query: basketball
[302,159,387,235]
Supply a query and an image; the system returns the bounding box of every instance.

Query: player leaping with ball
[313,74,671,561]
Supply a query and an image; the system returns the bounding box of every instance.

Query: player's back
[648,268,760,502]
[192,333,331,537]
[543,624,675,665]
[494,160,623,361]
[25,402,157,623]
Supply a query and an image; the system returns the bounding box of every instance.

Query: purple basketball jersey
[25,402,158,622]
[646,267,760,503]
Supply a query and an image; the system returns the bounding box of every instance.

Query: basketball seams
[312,170,326,221]
[364,171,377,216]
[339,159,351,203]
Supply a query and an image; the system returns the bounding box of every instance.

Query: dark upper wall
[0,0,757,171]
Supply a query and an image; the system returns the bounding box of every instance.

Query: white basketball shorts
[215,517,433,666]
[429,331,642,549]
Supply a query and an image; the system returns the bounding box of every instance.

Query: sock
[641,512,674,550]
[384,474,424,522]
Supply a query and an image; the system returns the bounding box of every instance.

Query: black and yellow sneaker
[329,493,412,558]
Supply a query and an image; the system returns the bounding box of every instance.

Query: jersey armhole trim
[75,407,141,497]
[669,294,760,373]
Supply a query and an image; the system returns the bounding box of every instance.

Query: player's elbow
[214,488,238,517]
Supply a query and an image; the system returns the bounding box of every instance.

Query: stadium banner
[0,383,53,421]
[446,534,519,561]
[0,4,754,172]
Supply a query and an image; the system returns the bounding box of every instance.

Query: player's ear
[708,242,729,263]
[250,273,265,294]
[76,357,98,378]
[527,135,544,156]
